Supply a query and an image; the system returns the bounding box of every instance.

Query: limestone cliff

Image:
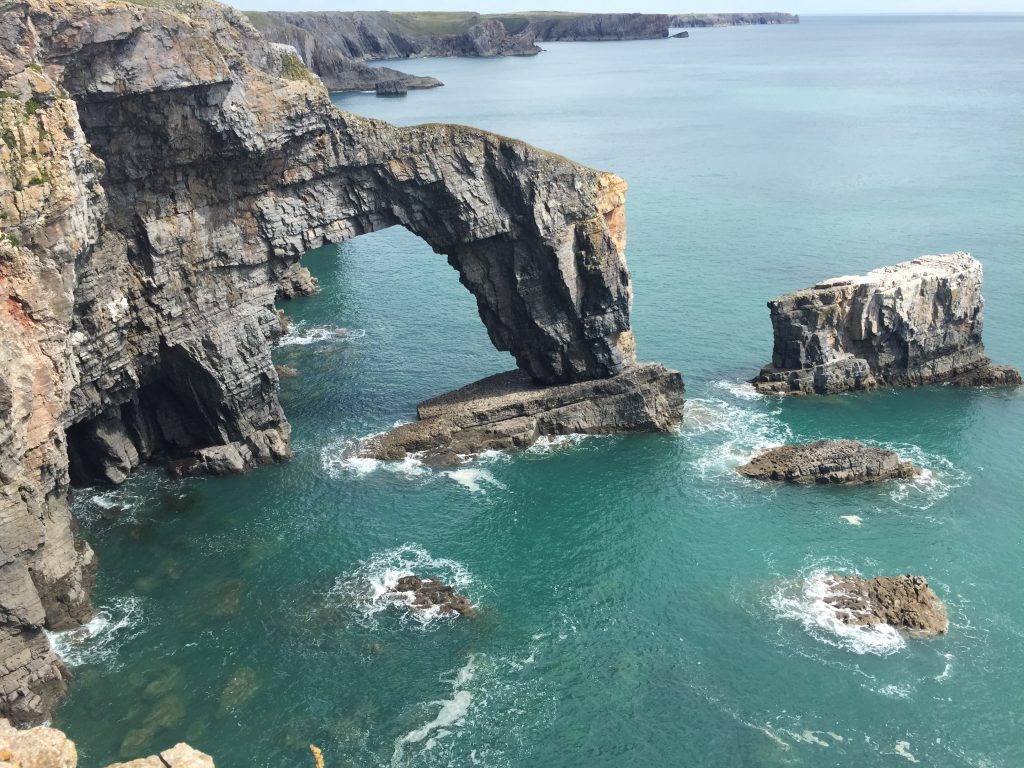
[753,254,1021,394]
[0,0,681,723]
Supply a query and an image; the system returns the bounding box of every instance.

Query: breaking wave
[329,545,476,629]
[46,595,144,668]
[279,321,365,347]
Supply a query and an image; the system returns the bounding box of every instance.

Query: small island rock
[824,574,948,637]
[737,440,918,484]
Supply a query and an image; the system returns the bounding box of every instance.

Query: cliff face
[753,254,1021,394]
[0,0,678,724]
[668,13,799,28]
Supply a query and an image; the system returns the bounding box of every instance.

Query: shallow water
[56,15,1024,767]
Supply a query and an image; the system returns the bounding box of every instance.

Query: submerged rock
[737,440,919,484]
[822,574,948,637]
[753,253,1022,395]
[391,575,475,617]
[363,364,684,466]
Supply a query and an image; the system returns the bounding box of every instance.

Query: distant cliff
[246,11,799,91]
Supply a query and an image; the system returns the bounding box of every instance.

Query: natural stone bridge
[0,0,682,724]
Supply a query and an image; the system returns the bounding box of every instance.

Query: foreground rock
[823,574,949,637]
[0,719,214,767]
[738,440,918,484]
[363,364,684,466]
[391,576,474,617]
[754,253,1022,394]
[1,0,668,723]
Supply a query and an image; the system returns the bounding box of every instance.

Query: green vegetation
[484,11,586,35]
[29,62,42,74]
[1,232,21,247]
[2,131,14,150]
[279,52,308,81]
[27,170,47,186]
[24,99,40,116]
[0,91,16,100]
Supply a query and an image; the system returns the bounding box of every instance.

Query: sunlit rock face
[753,253,1021,395]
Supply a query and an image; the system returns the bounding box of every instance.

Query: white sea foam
[712,379,768,401]
[893,741,920,762]
[525,433,590,454]
[683,397,792,483]
[770,569,906,656]
[840,515,863,526]
[278,322,365,347]
[879,442,968,511]
[46,595,144,668]
[445,468,506,494]
[392,655,477,766]
[320,427,427,480]
[330,545,475,629]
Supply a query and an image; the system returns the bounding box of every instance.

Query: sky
[229,0,1024,13]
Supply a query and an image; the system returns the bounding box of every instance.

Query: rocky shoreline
[246,11,799,92]
[821,574,949,637]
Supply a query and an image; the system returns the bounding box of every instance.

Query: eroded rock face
[363,364,684,466]
[390,576,475,617]
[822,574,948,637]
[0,0,671,722]
[737,440,918,485]
[753,254,1022,394]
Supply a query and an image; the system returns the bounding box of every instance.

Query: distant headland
[242,11,800,91]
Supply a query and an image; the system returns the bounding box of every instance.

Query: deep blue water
[56,15,1024,768]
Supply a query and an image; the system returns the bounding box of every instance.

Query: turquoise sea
[55,15,1024,767]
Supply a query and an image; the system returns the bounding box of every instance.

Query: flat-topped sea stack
[738,440,918,485]
[823,574,949,637]
[364,364,684,466]
[753,253,1022,395]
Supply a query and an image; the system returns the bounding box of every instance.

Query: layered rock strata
[738,440,918,485]
[363,364,684,466]
[753,254,1022,394]
[0,0,680,723]
[822,574,949,637]
[0,719,215,768]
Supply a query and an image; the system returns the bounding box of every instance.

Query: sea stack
[753,253,1022,395]
[737,440,919,485]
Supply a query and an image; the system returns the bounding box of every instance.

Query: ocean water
[55,16,1024,768]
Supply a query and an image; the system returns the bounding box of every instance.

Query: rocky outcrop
[753,254,1022,394]
[375,80,408,97]
[363,364,684,466]
[0,719,214,768]
[738,440,918,485]
[822,574,949,637]
[390,575,474,617]
[0,0,679,723]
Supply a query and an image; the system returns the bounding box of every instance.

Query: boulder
[737,440,918,484]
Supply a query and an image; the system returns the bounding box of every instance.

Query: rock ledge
[362,363,684,466]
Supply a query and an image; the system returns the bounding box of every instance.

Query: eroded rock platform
[738,440,918,485]
[362,364,684,466]
[823,574,949,637]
